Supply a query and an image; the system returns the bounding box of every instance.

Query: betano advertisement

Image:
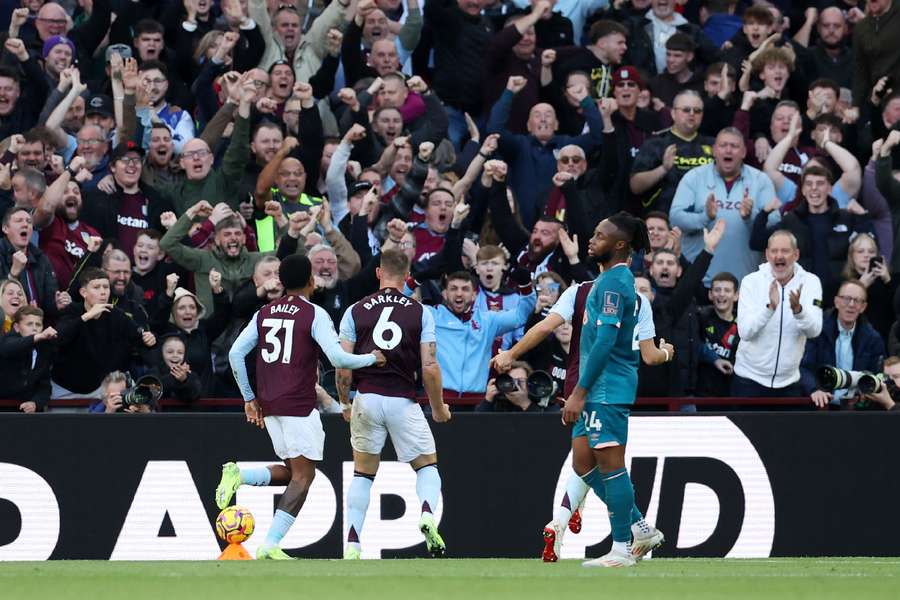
[0,413,898,560]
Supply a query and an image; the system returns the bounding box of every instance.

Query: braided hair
[608,211,651,254]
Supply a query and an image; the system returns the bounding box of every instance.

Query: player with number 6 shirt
[221,254,386,560]
[337,249,452,559]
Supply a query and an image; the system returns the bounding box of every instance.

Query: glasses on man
[144,77,167,86]
[77,138,105,147]
[558,155,583,165]
[181,149,210,160]
[37,17,67,25]
[837,295,865,306]
[116,157,142,166]
[675,106,704,114]
[251,80,269,88]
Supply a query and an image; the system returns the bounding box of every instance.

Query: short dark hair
[710,271,739,290]
[743,5,774,25]
[801,164,834,185]
[2,206,30,227]
[13,305,42,324]
[644,211,670,226]
[137,228,162,242]
[22,127,49,150]
[588,20,627,45]
[813,113,843,132]
[279,254,312,290]
[706,61,736,80]
[79,267,109,288]
[0,66,20,85]
[139,59,168,78]
[134,19,164,37]
[666,32,695,52]
[444,270,475,289]
[809,78,840,96]
[379,248,410,278]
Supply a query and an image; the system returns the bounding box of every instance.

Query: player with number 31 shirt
[221,255,385,561]
[337,250,451,560]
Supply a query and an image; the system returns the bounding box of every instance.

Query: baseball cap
[111,140,146,162]
[86,94,114,118]
[42,35,76,59]
[612,66,645,89]
[105,43,133,62]
[349,181,374,196]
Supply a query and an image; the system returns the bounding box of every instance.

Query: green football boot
[215,462,241,509]
[256,545,294,560]
[418,513,446,558]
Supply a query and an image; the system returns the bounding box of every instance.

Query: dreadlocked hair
[608,211,651,253]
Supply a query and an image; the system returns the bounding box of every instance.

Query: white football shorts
[264,411,325,461]
[350,392,436,463]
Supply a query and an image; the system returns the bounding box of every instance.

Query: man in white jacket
[733,230,823,396]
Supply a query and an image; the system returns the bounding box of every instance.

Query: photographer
[859,357,900,411]
[477,361,556,412]
[89,371,156,414]
[800,280,885,408]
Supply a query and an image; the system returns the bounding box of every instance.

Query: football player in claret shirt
[561,212,666,567]
[336,249,452,559]
[221,254,386,560]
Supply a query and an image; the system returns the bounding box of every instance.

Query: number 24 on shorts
[582,411,602,431]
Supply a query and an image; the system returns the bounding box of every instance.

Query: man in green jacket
[158,74,255,215]
[160,200,271,318]
[852,0,900,117]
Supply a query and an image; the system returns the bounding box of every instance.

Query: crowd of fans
[0,0,899,414]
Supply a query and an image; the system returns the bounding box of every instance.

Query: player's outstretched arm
[421,341,450,423]
[491,312,565,373]
[640,337,675,366]
[313,306,379,369]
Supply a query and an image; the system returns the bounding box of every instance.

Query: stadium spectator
[697,271,739,397]
[733,230,823,398]
[800,279,885,408]
[53,268,156,399]
[0,206,61,316]
[851,0,900,122]
[630,89,713,216]
[842,234,895,344]
[0,305,56,412]
[151,334,202,405]
[486,74,605,227]
[430,270,535,397]
[670,127,779,286]
[0,278,26,333]
[623,0,718,77]
[160,200,268,318]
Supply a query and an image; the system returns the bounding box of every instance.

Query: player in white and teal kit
[562,212,662,568]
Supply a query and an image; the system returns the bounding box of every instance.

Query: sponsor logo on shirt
[117,215,149,229]
[602,291,620,316]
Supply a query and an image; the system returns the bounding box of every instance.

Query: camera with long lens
[121,374,163,410]
[817,367,898,409]
[816,366,868,391]
[495,371,558,407]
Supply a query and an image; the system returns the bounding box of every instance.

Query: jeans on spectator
[730,375,803,398]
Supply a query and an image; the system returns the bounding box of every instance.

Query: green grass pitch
[3,558,899,600]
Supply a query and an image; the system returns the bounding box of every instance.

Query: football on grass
[215,506,255,543]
